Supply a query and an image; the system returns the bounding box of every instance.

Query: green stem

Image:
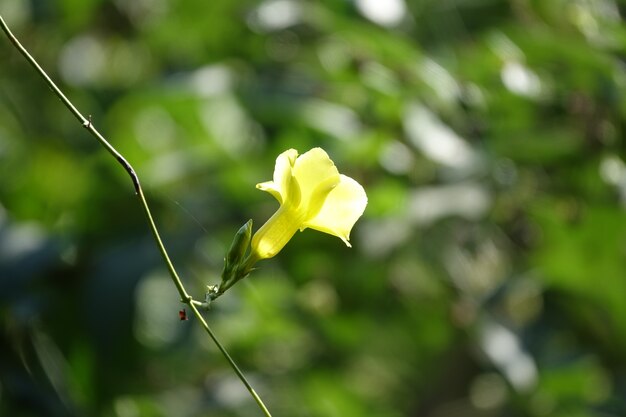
[187,302,272,417]
[0,13,189,304]
[0,15,272,417]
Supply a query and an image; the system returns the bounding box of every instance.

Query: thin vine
[0,15,272,417]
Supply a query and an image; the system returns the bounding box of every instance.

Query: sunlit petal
[293,147,340,206]
[250,206,302,260]
[256,149,300,205]
[251,148,367,260]
[303,175,338,219]
[302,174,367,246]
[276,148,299,197]
[256,181,282,203]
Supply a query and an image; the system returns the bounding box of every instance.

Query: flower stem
[0,14,272,417]
[187,302,272,417]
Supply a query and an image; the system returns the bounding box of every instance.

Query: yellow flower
[250,147,367,261]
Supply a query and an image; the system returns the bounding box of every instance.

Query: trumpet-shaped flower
[250,147,367,261]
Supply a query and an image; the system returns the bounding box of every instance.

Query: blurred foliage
[2,0,626,416]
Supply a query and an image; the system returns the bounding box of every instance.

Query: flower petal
[250,206,302,260]
[256,181,282,203]
[256,148,299,204]
[302,174,367,246]
[292,148,340,207]
[303,175,339,220]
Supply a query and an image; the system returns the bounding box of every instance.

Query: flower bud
[224,219,253,273]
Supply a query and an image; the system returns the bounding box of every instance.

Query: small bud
[225,219,253,270]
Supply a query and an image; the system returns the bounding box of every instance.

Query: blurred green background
[2,0,626,416]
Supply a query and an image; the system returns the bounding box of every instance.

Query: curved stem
[0,13,189,303]
[0,15,272,417]
[1,16,138,191]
